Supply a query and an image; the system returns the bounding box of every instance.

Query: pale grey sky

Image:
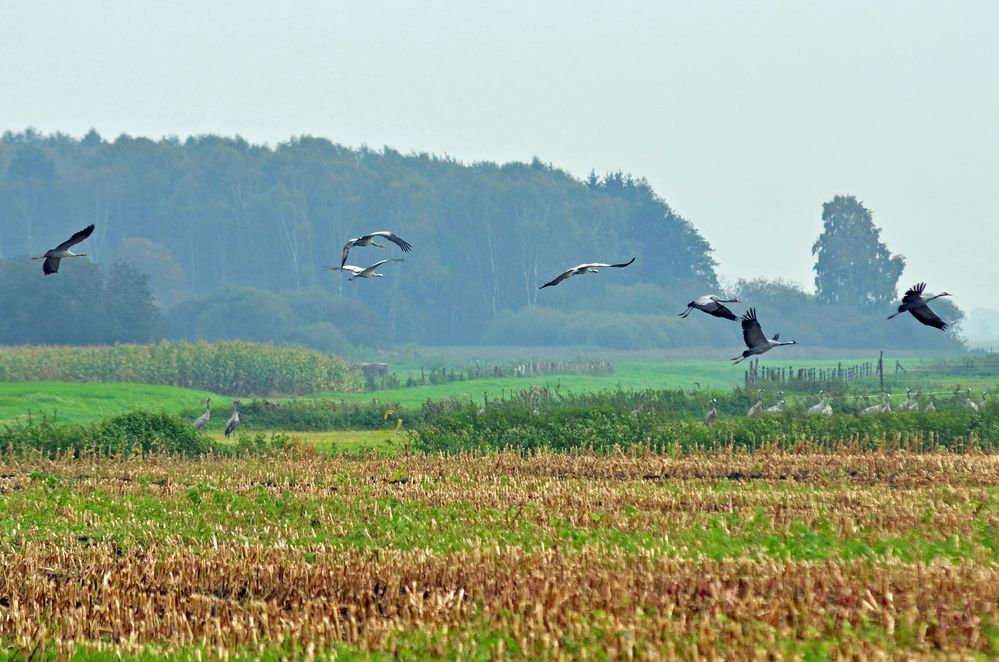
[3,1,997,308]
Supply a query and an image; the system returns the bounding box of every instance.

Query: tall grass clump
[0,341,363,396]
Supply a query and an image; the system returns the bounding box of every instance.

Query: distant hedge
[0,341,363,396]
[0,410,219,457]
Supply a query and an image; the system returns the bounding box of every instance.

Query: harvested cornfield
[0,448,997,658]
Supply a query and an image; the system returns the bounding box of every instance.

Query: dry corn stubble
[0,449,996,659]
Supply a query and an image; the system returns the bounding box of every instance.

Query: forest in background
[0,130,963,354]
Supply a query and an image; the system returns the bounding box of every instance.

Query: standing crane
[861,394,891,415]
[807,391,832,416]
[747,389,765,417]
[766,391,786,413]
[896,388,917,412]
[32,224,95,275]
[704,399,718,424]
[965,388,980,412]
[224,400,240,437]
[731,309,798,364]
[193,398,211,430]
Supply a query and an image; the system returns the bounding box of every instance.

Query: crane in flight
[539,258,635,289]
[329,258,406,281]
[341,231,412,268]
[679,295,740,321]
[887,282,952,330]
[33,224,95,275]
[731,308,798,364]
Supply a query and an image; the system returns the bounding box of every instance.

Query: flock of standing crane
[711,386,990,423]
[34,224,963,433]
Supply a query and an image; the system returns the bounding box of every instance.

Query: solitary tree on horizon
[812,195,904,310]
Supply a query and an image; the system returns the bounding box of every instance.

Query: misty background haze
[2,1,997,344]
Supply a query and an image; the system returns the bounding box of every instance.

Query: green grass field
[0,381,219,426]
[2,356,996,429]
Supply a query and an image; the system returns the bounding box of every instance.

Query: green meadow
[1,356,995,428]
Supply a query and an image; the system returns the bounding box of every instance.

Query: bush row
[219,399,404,431]
[0,341,363,396]
[0,411,302,458]
[0,411,218,457]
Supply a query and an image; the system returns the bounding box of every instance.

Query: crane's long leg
[678,307,693,318]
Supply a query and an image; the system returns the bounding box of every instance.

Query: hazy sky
[3,1,997,306]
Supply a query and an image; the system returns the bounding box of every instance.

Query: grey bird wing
[585,257,635,269]
[540,268,576,289]
[42,256,61,275]
[366,258,405,270]
[369,231,413,252]
[740,308,768,349]
[901,282,927,305]
[55,224,95,251]
[909,303,949,330]
[360,258,404,275]
[713,303,738,320]
[340,239,356,268]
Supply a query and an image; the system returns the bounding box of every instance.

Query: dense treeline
[0,130,963,351]
[0,130,715,348]
[0,259,160,345]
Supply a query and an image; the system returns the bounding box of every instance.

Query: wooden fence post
[878,351,884,391]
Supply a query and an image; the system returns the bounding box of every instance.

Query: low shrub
[219,399,407,431]
[0,410,220,457]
